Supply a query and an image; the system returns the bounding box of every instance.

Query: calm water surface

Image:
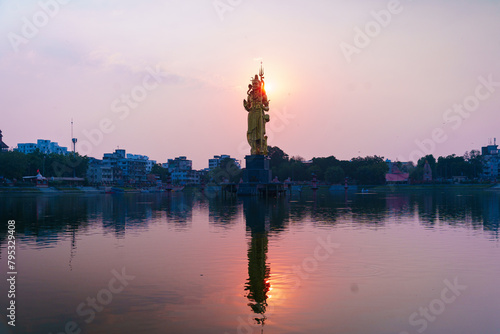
[0,189,499,334]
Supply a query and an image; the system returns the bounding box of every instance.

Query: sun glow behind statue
[263,81,273,94]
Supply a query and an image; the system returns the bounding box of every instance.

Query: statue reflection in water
[242,197,288,331]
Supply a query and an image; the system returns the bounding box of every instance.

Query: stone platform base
[238,155,273,196]
[242,155,271,184]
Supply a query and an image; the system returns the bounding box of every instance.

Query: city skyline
[1,0,500,169]
[4,132,497,168]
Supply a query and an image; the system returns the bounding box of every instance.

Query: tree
[307,165,322,180]
[311,156,339,180]
[209,158,242,183]
[26,149,45,176]
[290,155,305,162]
[417,155,436,170]
[0,150,89,182]
[410,166,423,181]
[276,163,292,181]
[268,146,289,169]
[349,156,387,185]
[355,164,387,185]
[151,163,170,182]
[464,150,483,179]
[289,159,308,181]
[48,153,89,178]
[0,151,28,180]
[411,155,436,182]
[436,154,470,180]
[325,166,345,184]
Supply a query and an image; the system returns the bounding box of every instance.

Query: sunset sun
[264,81,273,93]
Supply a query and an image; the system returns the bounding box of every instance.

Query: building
[87,158,113,185]
[423,160,432,182]
[481,139,499,181]
[385,160,410,184]
[87,149,154,185]
[0,130,8,152]
[164,156,192,173]
[22,171,48,187]
[126,153,156,180]
[481,139,498,156]
[147,174,162,187]
[171,170,201,185]
[145,159,156,173]
[16,139,68,155]
[164,156,201,185]
[103,149,148,184]
[208,155,241,170]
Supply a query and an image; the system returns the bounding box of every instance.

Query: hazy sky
[1,0,500,169]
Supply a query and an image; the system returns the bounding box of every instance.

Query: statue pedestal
[243,155,271,184]
[238,155,272,196]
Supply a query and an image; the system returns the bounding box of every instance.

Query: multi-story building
[145,159,156,173]
[481,139,499,181]
[125,153,154,183]
[88,149,153,185]
[164,156,192,173]
[87,159,113,184]
[16,139,68,155]
[164,156,201,185]
[208,155,241,170]
[171,170,201,185]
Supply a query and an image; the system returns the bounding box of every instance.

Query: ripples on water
[0,189,499,334]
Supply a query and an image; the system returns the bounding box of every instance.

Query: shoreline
[371,184,497,192]
[0,183,497,194]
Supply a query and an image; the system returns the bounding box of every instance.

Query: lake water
[0,189,499,334]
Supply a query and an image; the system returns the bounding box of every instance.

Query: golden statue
[244,64,270,155]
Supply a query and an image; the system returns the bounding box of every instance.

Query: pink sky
[1,0,500,169]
